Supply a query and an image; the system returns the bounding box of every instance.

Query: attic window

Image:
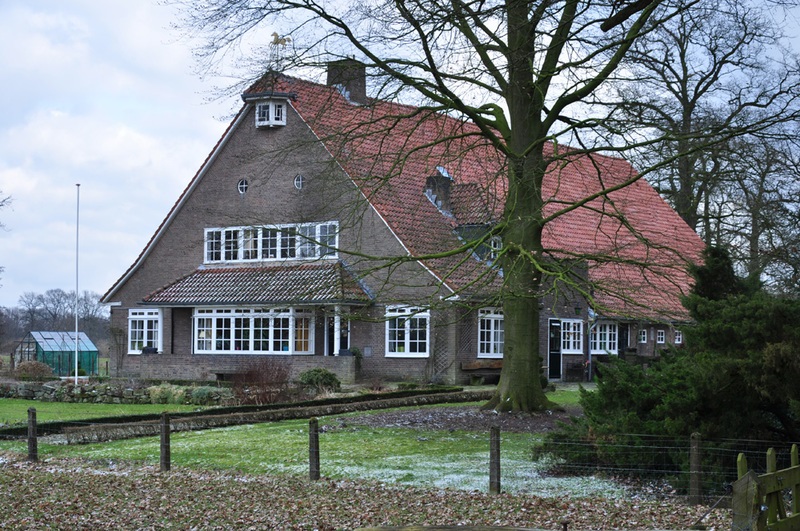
[294,174,305,190]
[255,100,287,128]
[488,236,502,261]
[237,179,249,195]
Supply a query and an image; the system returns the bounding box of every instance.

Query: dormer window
[488,236,502,262]
[255,100,287,128]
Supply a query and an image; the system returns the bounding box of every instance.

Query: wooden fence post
[309,417,320,480]
[793,445,799,515]
[765,447,787,524]
[737,452,748,480]
[160,412,170,472]
[489,426,500,495]
[689,432,702,505]
[27,407,37,462]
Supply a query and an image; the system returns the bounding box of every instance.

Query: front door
[548,320,562,379]
[618,323,629,359]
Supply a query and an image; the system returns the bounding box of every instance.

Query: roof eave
[141,298,371,307]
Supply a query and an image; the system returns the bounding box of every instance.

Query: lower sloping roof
[28,332,98,353]
[142,262,372,306]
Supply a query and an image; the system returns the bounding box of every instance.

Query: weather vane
[269,32,292,66]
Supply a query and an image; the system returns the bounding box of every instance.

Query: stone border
[59,390,495,444]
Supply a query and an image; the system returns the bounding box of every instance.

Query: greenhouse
[13,331,99,377]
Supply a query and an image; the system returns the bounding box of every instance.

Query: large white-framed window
[204,222,338,264]
[638,328,648,343]
[478,307,504,358]
[561,319,583,354]
[255,100,287,128]
[193,307,314,355]
[675,330,683,344]
[128,309,162,354]
[656,329,666,344]
[386,306,430,358]
[590,321,618,355]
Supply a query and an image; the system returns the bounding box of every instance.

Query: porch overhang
[141,262,372,307]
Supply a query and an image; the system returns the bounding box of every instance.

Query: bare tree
[608,0,800,233]
[169,0,776,411]
[720,133,800,288]
[14,289,110,339]
[0,191,9,286]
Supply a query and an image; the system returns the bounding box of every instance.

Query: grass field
[0,387,618,498]
[0,398,205,426]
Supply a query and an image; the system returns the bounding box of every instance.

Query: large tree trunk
[484,150,554,412]
[483,0,560,412]
[485,267,553,412]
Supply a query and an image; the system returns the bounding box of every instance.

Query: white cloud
[0,0,234,307]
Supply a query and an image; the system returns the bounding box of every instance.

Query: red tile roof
[143,263,371,306]
[246,74,704,320]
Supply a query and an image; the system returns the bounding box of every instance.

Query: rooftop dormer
[241,90,296,128]
[425,166,453,215]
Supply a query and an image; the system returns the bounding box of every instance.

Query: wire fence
[16,407,800,508]
[534,433,800,502]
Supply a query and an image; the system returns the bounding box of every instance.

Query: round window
[237,179,249,194]
[294,174,305,190]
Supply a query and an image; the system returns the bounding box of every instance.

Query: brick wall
[107,101,444,383]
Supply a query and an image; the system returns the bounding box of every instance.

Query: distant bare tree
[721,134,800,289]
[14,289,110,339]
[606,0,800,291]
[0,191,9,286]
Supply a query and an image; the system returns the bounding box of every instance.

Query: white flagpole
[75,183,80,385]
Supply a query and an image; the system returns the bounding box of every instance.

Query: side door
[548,319,562,380]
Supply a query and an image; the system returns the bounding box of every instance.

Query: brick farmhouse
[101,62,705,385]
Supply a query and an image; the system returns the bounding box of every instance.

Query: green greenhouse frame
[14,332,99,377]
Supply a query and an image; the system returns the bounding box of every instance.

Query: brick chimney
[327,59,367,104]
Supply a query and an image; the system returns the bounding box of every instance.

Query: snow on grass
[324,451,629,498]
[24,417,631,500]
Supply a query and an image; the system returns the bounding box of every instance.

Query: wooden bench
[461,360,503,384]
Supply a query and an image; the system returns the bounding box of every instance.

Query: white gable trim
[102,107,250,303]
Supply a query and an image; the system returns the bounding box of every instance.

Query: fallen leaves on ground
[0,454,728,530]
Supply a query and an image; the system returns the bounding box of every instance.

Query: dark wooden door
[548,320,562,379]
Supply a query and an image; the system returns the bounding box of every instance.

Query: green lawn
[0,398,205,426]
[0,386,606,497]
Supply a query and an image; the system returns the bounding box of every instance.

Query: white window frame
[656,329,666,344]
[638,328,648,343]
[385,306,430,358]
[590,321,618,355]
[193,307,314,355]
[675,330,683,344]
[488,236,502,262]
[204,222,338,264]
[255,100,287,128]
[477,307,504,359]
[561,319,583,354]
[206,229,222,262]
[128,308,162,354]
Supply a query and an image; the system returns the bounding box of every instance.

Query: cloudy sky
[0,1,241,307]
